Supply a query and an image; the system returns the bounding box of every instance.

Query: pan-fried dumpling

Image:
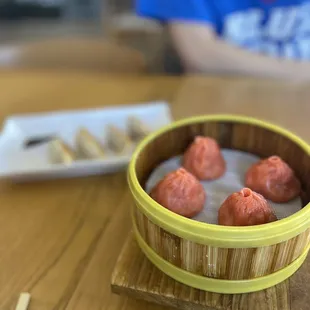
[75,128,105,159]
[48,138,75,164]
[127,116,149,142]
[106,125,132,154]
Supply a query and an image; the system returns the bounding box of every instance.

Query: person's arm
[169,23,310,81]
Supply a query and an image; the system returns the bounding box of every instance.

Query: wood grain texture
[111,234,293,310]
[0,72,179,310]
[0,38,147,73]
[0,71,309,309]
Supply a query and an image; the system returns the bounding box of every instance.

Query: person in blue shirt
[136,0,310,80]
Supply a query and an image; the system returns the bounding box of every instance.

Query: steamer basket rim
[128,114,310,247]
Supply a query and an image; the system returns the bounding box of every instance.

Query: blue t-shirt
[136,0,310,60]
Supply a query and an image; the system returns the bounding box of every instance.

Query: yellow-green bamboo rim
[128,115,310,248]
[132,214,309,294]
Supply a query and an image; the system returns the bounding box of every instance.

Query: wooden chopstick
[15,293,31,310]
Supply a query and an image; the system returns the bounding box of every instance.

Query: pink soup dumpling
[150,168,206,218]
[183,136,226,180]
[218,188,277,226]
[245,156,301,203]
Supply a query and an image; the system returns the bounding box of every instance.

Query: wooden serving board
[111,233,310,310]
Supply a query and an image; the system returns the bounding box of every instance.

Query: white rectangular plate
[0,101,172,182]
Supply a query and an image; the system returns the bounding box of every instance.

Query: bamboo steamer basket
[127,115,310,294]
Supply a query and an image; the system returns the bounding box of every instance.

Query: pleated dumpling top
[150,168,206,218]
[183,136,226,180]
[218,188,277,226]
[245,156,301,203]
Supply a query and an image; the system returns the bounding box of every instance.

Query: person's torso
[213,0,310,60]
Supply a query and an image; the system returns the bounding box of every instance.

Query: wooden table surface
[0,71,309,310]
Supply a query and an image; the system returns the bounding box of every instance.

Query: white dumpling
[48,138,75,164]
[106,125,132,154]
[75,128,105,159]
[127,116,149,141]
